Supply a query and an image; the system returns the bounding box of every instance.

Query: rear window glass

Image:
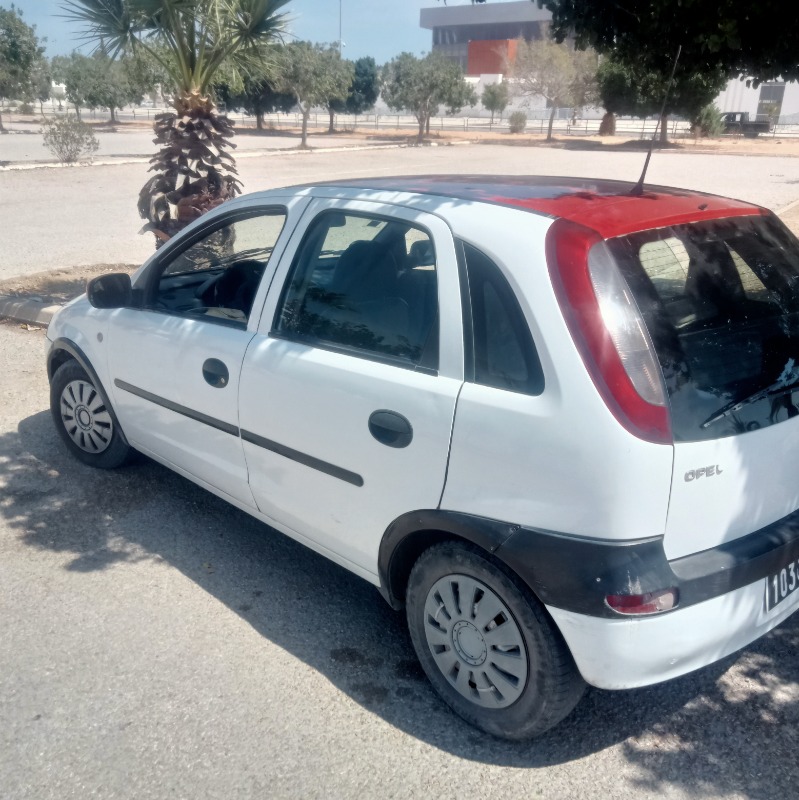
[607,215,799,442]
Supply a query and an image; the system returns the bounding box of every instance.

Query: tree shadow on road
[3,410,798,791]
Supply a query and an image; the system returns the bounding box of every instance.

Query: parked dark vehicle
[722,112,773,137]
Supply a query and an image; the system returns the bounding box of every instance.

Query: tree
[25,56,51,113]
[569,47,600,120]
[542,0,799,85]
[382,51,476,143]
[329,55,379,127]
[597,54,728,142]
[52,52,147,122]
[274,42,352,147]
[318,49,354,133]
[0,5,44,132]
[481,81,508,124]
[62,0,290,244]
[216,75,295,131]
[508,39,597,141]
[219,78,296,131]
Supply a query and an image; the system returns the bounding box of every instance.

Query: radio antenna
[630,45,682,196]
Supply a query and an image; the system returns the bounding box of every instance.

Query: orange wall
[467,39,517,76]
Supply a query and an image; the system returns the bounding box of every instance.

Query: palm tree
[63,0,290,244]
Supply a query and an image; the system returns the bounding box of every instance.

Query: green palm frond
[60,0,138,56]
[62,0,289,92]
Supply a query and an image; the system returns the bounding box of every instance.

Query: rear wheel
[406,541,585,739]
[50,360,132,469]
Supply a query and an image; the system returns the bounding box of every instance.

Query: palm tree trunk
[137,93,241,245]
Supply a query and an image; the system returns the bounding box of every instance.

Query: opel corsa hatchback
[46,176,799,739]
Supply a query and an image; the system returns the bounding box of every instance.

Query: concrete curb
[0,142,410,172]
[0,295,60,327]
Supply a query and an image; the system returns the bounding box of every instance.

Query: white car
[46,176,799,739]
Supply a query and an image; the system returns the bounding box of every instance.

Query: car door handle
[202,358,229,388]
[368,410,413,448]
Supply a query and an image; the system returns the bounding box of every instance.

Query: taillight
[606,588,679,615]
[546,219,672,444]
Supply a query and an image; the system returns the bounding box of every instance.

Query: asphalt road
[2,139,799,279]
[3,140,799,798]
[2,321,799,800]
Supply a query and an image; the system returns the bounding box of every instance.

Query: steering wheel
[195,260,265,314]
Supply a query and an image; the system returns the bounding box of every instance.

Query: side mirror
[87,273,132,309]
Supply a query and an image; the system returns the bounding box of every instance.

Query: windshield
[606,214,799,442]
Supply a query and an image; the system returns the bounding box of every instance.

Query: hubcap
[423,574,528,708]
[60,379,113,454]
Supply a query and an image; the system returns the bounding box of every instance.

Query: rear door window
[608,215,799,441]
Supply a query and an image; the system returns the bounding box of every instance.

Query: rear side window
[461,242,544,395]
[608,215,799,441]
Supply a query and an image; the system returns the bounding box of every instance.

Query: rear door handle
[368,410,413,448]
[202,358,229,388]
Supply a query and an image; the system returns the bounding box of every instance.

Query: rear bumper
[494,506,799,688]
[549,574,799,689]
[494,505,799,618]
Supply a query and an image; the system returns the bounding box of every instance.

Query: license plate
[766,557,799,611]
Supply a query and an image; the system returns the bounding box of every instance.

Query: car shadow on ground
[4,410,799,790]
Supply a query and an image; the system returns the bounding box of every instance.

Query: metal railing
[9,104,799,139]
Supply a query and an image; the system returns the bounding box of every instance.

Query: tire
[50,359,133,469]
[406,541,585,740]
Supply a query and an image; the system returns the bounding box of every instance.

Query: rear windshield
[607,215,799,442]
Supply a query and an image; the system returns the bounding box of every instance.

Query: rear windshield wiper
[701,365,799,429]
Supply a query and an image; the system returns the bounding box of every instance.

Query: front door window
[151,210,286,326]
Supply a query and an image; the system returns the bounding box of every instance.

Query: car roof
[297,175,765,239]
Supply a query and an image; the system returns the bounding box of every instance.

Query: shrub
[41,116,100,163]
[508,111,527,134]
[18,102,35,114]
[690,104,725,138]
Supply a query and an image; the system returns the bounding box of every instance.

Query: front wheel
[50,360,133,469]
[406,542,585,739]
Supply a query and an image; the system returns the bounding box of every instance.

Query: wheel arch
[47,338,130,447]
[377,510,522,609]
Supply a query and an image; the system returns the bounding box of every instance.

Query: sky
[10,0,466,65]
